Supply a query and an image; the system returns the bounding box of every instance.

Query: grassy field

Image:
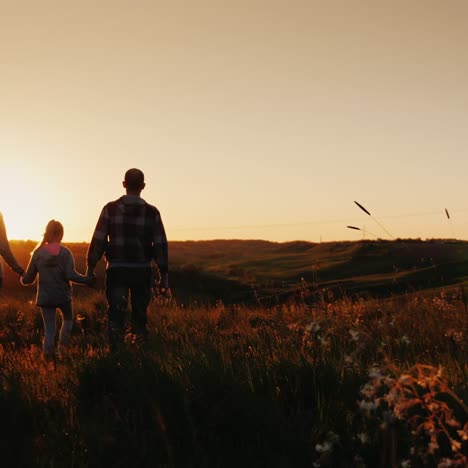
[6,238,468,304]
[0,240,467,467]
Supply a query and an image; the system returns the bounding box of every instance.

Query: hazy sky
[1,1,467,242]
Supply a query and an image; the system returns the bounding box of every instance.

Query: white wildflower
[315,431,340,454]
[368,367,383,378]
[344,354,353,364]
[306,321,321,333]
[358,400,378,411]
[357,432,369,444]
[361,382,375,398]
[315,441,332,453]
[400,335,411,344]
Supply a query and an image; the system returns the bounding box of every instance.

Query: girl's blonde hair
[34,220,64,252]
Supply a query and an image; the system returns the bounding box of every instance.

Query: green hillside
[6,238,468,304]
[169,239,468,303]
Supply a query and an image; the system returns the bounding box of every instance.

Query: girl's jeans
[40,302,74,356]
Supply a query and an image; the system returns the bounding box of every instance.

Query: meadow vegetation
[0,240,466,467]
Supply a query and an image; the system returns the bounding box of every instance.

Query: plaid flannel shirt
[87,196,168,275]
[0,212,24,278]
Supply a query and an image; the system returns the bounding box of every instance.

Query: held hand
[18,273,24,285]
[159,286,172,299]
[85,274,97,287]
[151,283,171,300]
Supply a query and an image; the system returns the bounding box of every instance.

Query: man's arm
[153,211,169,288]
[86,206,109,275]
[0,213,24,275]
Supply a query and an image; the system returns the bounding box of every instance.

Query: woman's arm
[21,253,38,285]
[0,213,24,275]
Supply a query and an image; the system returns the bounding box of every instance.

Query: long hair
[34,220,64,252]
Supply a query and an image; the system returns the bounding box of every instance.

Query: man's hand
[158,286,172,299]
[85,274,96,287]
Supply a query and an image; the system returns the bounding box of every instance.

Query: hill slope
[4,239,468,304]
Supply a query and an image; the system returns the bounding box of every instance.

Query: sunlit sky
[1,1,467,243]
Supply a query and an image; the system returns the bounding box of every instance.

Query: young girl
[21,220,93,358]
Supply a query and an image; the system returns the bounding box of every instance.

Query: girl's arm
[21,253,38,285]
[64,249,93,285]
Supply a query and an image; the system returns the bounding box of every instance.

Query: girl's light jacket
[22,244,90,307]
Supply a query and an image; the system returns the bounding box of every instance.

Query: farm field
[0,239,467,467]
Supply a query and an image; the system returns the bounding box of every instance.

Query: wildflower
[400,335,411,344]
[358,400,378,411]
[305,321,321,333]
[315,431,340,453]
[451,439,461,451]
[349,329,359,341]
[315,441,332,453]
[400,460,411,468]
[357,432,369,444]
[457,424,468,440]
[361,382,375,398]
[445,328,464,343]
[446,417,459,428]
[368,367,383,378]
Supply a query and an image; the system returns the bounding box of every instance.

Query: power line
[170,218,354,232]
[169,207,468,233]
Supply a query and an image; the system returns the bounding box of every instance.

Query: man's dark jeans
[105,267,152,348]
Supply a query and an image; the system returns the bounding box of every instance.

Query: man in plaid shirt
[86,168,169,349]
[0,212,24,288]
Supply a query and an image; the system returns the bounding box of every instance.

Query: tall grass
[0,288,466,467]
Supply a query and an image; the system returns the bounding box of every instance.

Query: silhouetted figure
[0,211,24,288]
[86,168,169,350]
[21,220,94,359]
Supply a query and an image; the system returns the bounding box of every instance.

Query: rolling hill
[5,238,468,304]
